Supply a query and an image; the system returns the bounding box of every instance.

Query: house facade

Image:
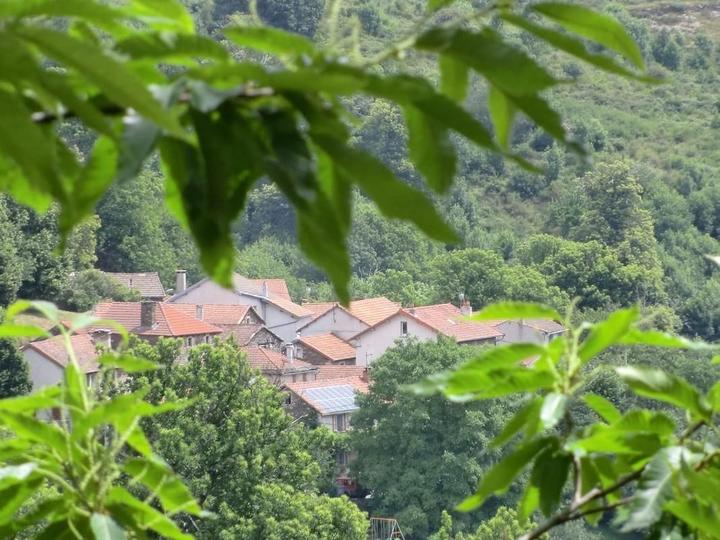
[242,345,318,385]
[295,333,356,365]
[167,273,312,342]
[493,319,566,345]
[23,333,103,393]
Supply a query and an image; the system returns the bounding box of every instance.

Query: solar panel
[303,385,359,415]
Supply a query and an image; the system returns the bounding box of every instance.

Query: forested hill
[2,0,720,339]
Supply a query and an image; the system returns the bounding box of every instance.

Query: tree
[421,301,720,540]
[0,339,31,398]
[124,338,367,539]
[0,0,652,302]
[430,507,536,540]
[351,338,516,538]
[58,269,140,312]
[0,196,22,306]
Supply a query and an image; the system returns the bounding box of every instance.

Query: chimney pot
[175,270,187,294]
[140,301,156,328]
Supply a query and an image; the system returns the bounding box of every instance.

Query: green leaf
[458,437,552,511]
[491,397,542,448]
[225,26,315,57]
[619,328,714,350]
[126,0,194,34]
[403,105,456,193]
[90,514,126,540]
[427,0,454,12]
[518,483,540,521]
[488,86,516,150]
[116,115,160,184]
[617,366,710,419]
[0,411,67,457]
[415,27,557,96]
[583,393,621,423]
[63,361,87,414]
[312,135,457,244]
[0,324,48,338]
[578,307,639,364]
[439,55,469,101]
[98,354,158,373]
[540,393,567,430]
[116,32,228,62]
[0,478,43,524]
[534,3,645,69]
[470,302,562,322]
[621,448,681,531]
[665,499,720,538]
[531,445,571,516]
[450,342,547,377]
[124,458,201,515]
[501,13,655,81]
[5,300,59,323]
[16,27,184,137]
[106,487,193,539]
[0,88,62,199]
[0,386,61,413]
[507,93,583,153]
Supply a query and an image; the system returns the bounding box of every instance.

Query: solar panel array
[303,385,359,415]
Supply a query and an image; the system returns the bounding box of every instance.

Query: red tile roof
[297,333,356,362]
[242,345,314,373]
[285,376,369,399]
[170,304,260,325]
[26,334,100,373]
[301,302,337,322]
[315,365,367,381]
[250,278,291,301]
[93,302,222,337]
[267,294,313,318]
[411,303,503,343]
[103,272,165,298]
[348,297,401,326]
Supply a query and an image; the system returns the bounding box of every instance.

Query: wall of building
[172,281,260,307]
[261,304,309,342]
[300,308,368,341]
[495,321,548,345]
[248,328,282,349]
[24,349,64,392]
[353,314,437,366]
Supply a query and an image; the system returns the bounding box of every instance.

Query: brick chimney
[285,343,294,364]
[460,299,473,316]
[140,301,156,328]
[261,280,269,297]
[175,270,187,294]
[90,329,112,349]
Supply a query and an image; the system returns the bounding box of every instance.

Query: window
[186,337,194,347]
[336,451,349,466]
[204,335,210,344]
[296,346,304,359]
[302,373,307,382]
[400,321,408,336]
[335,414,347,432]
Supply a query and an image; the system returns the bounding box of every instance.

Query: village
[22,270,566,496]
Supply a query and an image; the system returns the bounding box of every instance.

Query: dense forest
[3,1,720,539]
[3,0,720,339]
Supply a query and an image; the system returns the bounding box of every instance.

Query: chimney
[285,343,294,364]
[261,280,269,298]
[140,301,156,328]
[175,270,187,294]
[460,299,473,316]
[196,304,204,320]
[90,329,112,349]
[360,368,369,382]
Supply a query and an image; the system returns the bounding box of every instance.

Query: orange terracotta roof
[411,303,503,342]
[348,297,401,326]
[93,302,222,337]
[250,278,291,301]
[170,304,259,325]
[285,376,369,395]
[26,334,100,373]
[301,302,337,322]
[315,365,367,381]
[297,333,356,362]
[103,272,165,298]
[267,294,313,318]
[242,346,314,373]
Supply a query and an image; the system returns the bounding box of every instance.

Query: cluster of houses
[22,270,565,494]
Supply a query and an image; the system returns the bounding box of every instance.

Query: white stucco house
[167,272,312,342]
[23,333,104,393]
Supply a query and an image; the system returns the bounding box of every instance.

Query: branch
[521,420,707,540]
